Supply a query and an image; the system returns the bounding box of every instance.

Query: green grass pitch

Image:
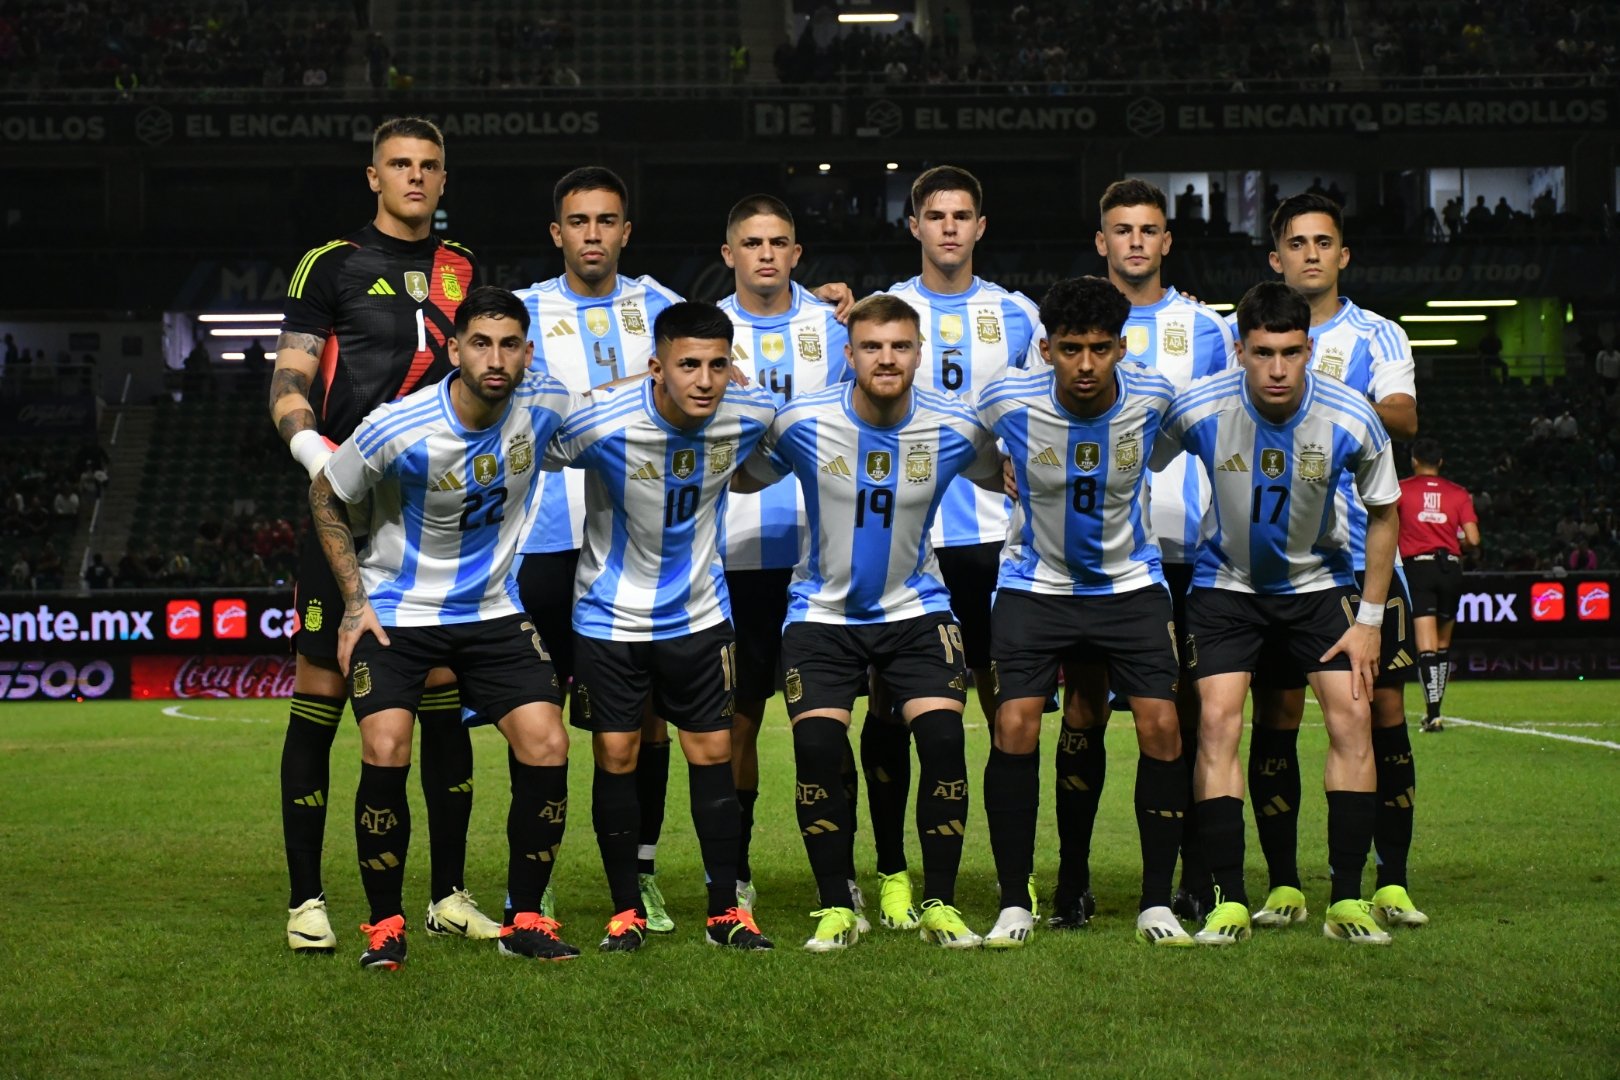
[2,681,1618,1078]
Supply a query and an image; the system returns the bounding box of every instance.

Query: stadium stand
[389,0,739,89]
[1414,360,1620,572]
[0,0,357,92]
[116,389,303,589]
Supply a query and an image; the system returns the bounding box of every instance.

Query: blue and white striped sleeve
[325,402,403,503]
[1367,318,1416,401]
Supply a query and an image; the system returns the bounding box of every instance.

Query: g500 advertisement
[1,577,1615,699]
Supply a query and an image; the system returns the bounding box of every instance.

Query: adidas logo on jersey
[731,343,749,362]
[546,320,577,338]
[1030,446,1062,467]
[630,461,661,480]
[430,471,465,492]
[819,456,852,478]
[367,278,397,296]
[1217,453,1250,473]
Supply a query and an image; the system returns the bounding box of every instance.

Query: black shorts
[293,524,352,662]
[990,586,1180,703]
[573,622,737,734]
[1185,586,1359,681]
[725,567,793,702]
[936,541,1000,669]
[347,614,561,724]
[516,548,580,683]
[1405,555,1464,621]
[1251,571,1415,690]
[780,612,967,719]
[1163,561,1195,672]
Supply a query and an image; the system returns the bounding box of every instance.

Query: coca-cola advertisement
[131,654,299,699]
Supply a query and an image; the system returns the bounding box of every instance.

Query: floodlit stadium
[2,1,1618,1075]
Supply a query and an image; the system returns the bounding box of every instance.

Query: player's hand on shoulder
[812,282,855,323]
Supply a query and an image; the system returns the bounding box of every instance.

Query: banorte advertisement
[0,577,1617,699]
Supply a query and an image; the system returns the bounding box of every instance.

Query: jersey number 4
[459,487,507,531]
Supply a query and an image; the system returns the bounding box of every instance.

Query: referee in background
[1397,437,1481,732]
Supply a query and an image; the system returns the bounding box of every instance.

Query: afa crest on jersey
[1074,442,1101,473]
[797,331,823,362]
[508,434,534,475]
[1298,444,1328,483]
[1260,448,1286,479]
[708,439,736,474]
[1115,430,1141,471]
[404,271,429,302]
[761,333,786,362]
[866,451,892,482]
[905,444,933,483]
[620,302,647,336]
[1315,349,1347,381]
[441,267,463,303]
[672,448,698,480]
[975,313,1002,344]
[1163,324,1188,357]
[938,314,964,345]
[585,308,611,337]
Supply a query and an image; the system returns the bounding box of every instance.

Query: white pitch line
[161,704,275,725]
[1438,717,1620,750]
[1304,698,1619,750]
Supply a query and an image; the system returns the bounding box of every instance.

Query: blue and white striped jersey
[718,283,850,572]
[324,371,580,627]
[1152,369,1399,595]
[979,363,1175,596]
[885,275,1044,549]
[743,383,1001,626]
[514,273,684,555]
[1126,286,1236,564]
[545,379,777,642]
[1308,297,1415,571]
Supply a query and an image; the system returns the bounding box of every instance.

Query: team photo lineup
[271,114,1457,968]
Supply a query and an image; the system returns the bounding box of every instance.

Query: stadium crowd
[0,1,356,92]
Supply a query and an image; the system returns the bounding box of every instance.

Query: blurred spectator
[83,552,113,590]
[1554,409,1579,441]
[8,553,30,591]
[115,550,144,588]
[34,542,63,589]
[1442,198,1462,241]
[1595,343,1620,395]
[52,488,79,520]
[1568,537,1598,571]
[1466,196,1491,233]
[1529,411,1554,444]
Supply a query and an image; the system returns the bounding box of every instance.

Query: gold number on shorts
[1386,594,1407,643]
[937,623,964,664]
[720,641,738,693]
[521,620,551,662]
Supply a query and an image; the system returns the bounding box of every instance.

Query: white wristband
[289,429,334,481]
[1355,600,1386,627]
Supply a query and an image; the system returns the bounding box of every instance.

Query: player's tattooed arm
[309,471,388,673]
[269,331,325,444]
